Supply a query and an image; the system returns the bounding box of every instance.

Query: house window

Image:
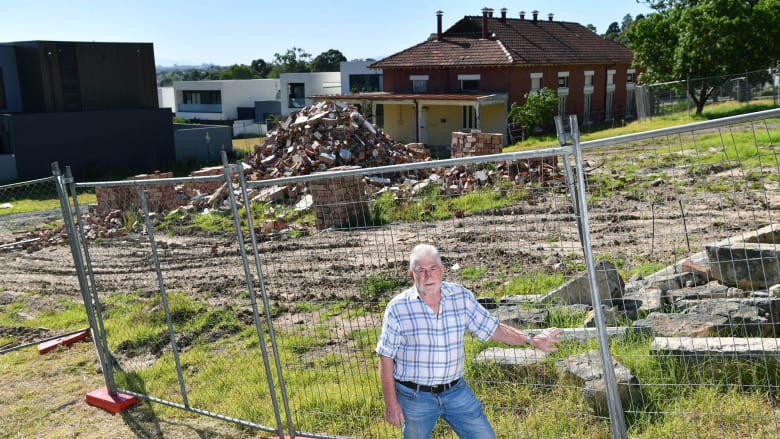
[625,88,635,119]
[627,69,635,83]
[531,72,542,92]
[0,68,6,110]
[349,74,382,92]
[461,106,476,129]
[584,70,594,87]
[558,96,567,118]
[557,72,569,88]
[410,75,429,93]
[288,83,305,108]
[584,93,592,124]
[458,74,480,91]
[183,90,221,105]
[462,80,479,91]
[607,69,616,86]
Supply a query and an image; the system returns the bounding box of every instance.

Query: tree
[604,21,621,40]
[268,47,312,77]
[250,58,271,78]
[217,64,258,80]
[628,0,780,114]
[585,24,597,33]
[507,88,559,140]
[311,49,346,72]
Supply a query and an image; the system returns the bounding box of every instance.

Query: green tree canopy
[268,47,312,78]
[250,58,271,78]
[628,0,780,114]
[216,64,258,80]
[311,49,347,72]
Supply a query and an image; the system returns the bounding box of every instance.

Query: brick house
[325,8,636,153]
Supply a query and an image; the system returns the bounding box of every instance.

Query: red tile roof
[372,15,633,69]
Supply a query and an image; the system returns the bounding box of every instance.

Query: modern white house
[279,72,341,116]
[339,60,383,94]
[173,78,281,121]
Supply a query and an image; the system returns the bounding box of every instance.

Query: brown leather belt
[395,378,459,394]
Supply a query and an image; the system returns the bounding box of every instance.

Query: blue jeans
[395,379,495,439]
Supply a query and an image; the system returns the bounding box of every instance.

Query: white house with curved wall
[174,78,280,121]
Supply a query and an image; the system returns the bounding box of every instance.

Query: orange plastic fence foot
[37,330,91,354]
[85,387,139,414]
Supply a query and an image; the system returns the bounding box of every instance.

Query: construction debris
[243,100,432,181]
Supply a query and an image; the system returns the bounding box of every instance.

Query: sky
[2,1,655,67]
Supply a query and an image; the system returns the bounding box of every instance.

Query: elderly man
[376,243,563,438]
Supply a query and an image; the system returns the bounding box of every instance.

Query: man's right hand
[385,401,405,428]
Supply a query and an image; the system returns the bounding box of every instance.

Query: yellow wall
[480,104,506,141]
[382,104,416,143]
[426,106,462,146]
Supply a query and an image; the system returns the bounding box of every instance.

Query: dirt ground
[1,149,779,437]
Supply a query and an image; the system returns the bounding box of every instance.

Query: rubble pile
[243,101,432,180]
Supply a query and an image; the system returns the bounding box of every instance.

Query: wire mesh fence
[3,107,778,438]
[636,66,780,120]
[0,176,91,355]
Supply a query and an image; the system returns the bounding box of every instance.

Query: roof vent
[532,10,539,22]
[519,10,525,20]
[548,13,554,21]
[500,8,507,21]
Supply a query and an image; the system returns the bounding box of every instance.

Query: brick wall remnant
[309,166,369,230]
[451,130,503,157]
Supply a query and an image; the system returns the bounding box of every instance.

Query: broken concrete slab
[650,336,780,362]
[556,350,645,417]
[706,223,780,290]
[537,260,624,306]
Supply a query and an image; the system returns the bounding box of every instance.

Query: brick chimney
[532,10,539,22]
[436,10,443,41]
[500,8,507,21]
[520,10,525,20]
[481,7,489,39]
[548,13,554,21]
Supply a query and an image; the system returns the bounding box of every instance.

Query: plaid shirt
[375,281,499,386]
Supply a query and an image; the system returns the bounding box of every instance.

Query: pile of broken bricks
[243,100,432,180]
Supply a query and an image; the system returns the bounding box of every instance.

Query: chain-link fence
[6,106,777,438]
[636,67,780,120]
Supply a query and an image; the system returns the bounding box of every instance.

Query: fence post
[63,166,117,392]
[220,151,288,438]
[51,163,117,393]
[230,152,296,437]
[567,116,629,439]
[137,186,190,407]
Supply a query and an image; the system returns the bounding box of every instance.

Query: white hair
[409,244,442,271]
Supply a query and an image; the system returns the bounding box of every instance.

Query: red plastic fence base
[85,387,139,414]
[37,330,90,354]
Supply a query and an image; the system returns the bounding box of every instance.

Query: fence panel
[46,107,780,438]
[0,176,89,354]
[577,108,780,438]
[69,172,288,435]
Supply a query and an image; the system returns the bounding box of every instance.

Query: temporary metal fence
[0,176,91,355]
[37,107,780,438]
